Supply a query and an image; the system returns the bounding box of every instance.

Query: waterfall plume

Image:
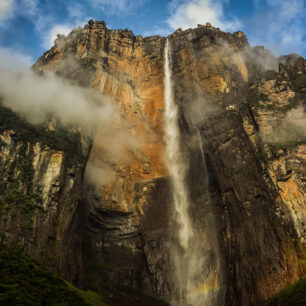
[163,38,224,306]
[164,39,193,251]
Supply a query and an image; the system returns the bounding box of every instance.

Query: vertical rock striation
[0,122,89,285]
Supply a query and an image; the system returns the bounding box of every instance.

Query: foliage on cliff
[0,243,105,305]
[262,276,306,306]
[0,103,86,167]
[0,243,168,306]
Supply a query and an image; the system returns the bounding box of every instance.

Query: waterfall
[164,38,194,304]
[163,39,224,306]
[164,39,193,251]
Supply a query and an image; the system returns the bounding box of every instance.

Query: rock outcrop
[0,120,88,285]
[0,20,305,305]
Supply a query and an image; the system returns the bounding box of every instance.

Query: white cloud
[0,0,90,51]
[67,2,85,19]
[142,26,171,38]
[167,0,241,32]
[42,17,90,50]
[0,66,137,186]
[90,0,146,15]
[0,0,39,25]
[0,47,33,71]
[18,0,38,17]
[250,0,305,55]
[43,24,75,49]
[0,0,14,25]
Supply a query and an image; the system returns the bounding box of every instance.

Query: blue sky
[0,0,305,70]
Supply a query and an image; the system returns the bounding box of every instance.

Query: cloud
[0,0,39,25]
[0,0,14,25]
[265,106,306,145]
[0,47,33,71]
[67,2,86,19]
[42,16,91,50]
[18,0,39,17]
[85,159,114,186]
[142,26,171,38]
[0,0,88,51]
[42,24,77,49]
[89,0,146,15]
[167,0,241,31]
[249,0,305,55]
[285,106,306,132]
[0,68,139,186]
[0,43,111,135]
[0,51,139,186]
[0,69,114,132]
[0,67,118,186]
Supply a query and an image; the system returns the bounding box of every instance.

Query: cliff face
[166,28,305,305]
[0,110,88,285]
[0,20,305,305]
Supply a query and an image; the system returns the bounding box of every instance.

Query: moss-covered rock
[262,276,306,306]
[0,104,86,167]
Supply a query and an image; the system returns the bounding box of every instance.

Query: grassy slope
[262,276,306,306]
[0,244,105,306]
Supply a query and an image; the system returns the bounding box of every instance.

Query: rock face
[0,124,88,285]
[1,21,305,305]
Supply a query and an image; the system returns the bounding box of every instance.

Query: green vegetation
[0,141,45,232]
[256,92,269,102]
[0,184,45,232]
[16,156,35,190]
[255,148,270,162]
[0,103,86,237]
[263,70,279,81]
[247,90,269,108]
[262,276,306,306]
[288,72,306,111]
[300,246,306,272]
[14,143,35,190]
[288,72,306,94]
[247,86,303,114]
[270,139,306,154]
[85,255,169,306]
[211,109,241,124]
[0,242,168,306]
[0,243,105,305]
[0,104,86,168]
[86,257,118,292]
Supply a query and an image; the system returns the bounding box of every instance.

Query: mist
[0,69,114,133]
[266,106,306,145]
[0,67,137,187]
